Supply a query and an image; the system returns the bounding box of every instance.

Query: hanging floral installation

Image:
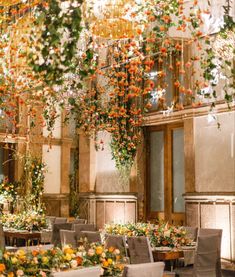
[0,0,234,171]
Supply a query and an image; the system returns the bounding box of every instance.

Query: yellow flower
[65,253,72,261]
[3,254,9,260]
[42,257,49,264]
[8,272,14,277]
[95,246,103,255]
[16,250,25,257]
[11,257,18,264]
[64,248,74,255]
[107,258,113,265]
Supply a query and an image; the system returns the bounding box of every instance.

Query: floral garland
[0,244,123,276]
[105,222,193,248]
[1,210,47,232]
[20,153,47,211]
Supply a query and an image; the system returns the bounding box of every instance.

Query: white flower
[49,49,55,55]
[16,270,24,276]
[164,230,171,237]
[60,28,71,45]
[113,249,120,255]
[33,257,38,264]
[72,1,79,8]
[70,259,78,269]
[59,1,71,16]
[88,248,95,256]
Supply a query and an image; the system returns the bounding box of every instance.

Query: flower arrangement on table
[0,244,124,276]
[1,210,47,232]
[105,222,192,248]
[0,178,18,205]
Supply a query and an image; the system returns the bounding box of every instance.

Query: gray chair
[73,224,96,240]
[184,227,198,242]
[127,236,154,264]
[41,229,53,244]
[0,223,5,249]
[46,216,56,226]
[72,219,87,224]
[198,228,222,277]
[105,234,128,256]
[55,217,68,224]
[52,223,72,246]
[60,230,77,248]
[51,266,101,277]
[80,231,101,244]
[122,262,165,277]
[175,234,218,277]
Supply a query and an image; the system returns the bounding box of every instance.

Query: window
[146,123,185,225]
[148,39,192,112]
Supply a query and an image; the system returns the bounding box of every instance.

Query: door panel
[146,124,185,225]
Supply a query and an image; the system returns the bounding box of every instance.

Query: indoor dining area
[0,0,234,276]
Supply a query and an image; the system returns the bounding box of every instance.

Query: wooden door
[146,123,185,225]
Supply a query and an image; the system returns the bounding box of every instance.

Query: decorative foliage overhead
[0,0,234,171]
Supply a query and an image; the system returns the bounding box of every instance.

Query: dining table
[152,244,196,271]
[4,229,41,247]
[4,228,52,247]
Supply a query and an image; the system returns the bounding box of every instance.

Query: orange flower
[76,256,83,266]
[103,260,109,267]
[32,250,39,257]
[108,247,115,253]
[95,246,103,255]
[0,263,6,272]
[174,80,181,88]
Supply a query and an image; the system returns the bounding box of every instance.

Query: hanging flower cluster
[28,0,83,86]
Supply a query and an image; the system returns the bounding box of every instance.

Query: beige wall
[43,144,61,194]
[79,132,130,193]
[194,111,235,192]
[95,132,129,193]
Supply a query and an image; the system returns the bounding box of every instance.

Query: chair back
[72,219,87,224]
[73,224,96,240]
[193,234,218,277]
[127,236,154,264]
[105,234,127,256]
[60,230,77,248]
[52,223,72,246]
[0,223,5,249]
[81,231,101,244]
[184,226,198,241]
[198,228,222,277]
[46,216,56,226]
[55,217,68,224]
[122,262,165,277]
[51,266,100,277]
